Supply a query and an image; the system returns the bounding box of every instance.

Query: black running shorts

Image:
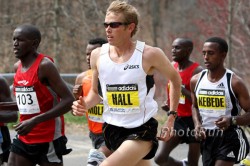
[102,118,158,160]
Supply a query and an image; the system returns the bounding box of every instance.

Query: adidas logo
[216,83,225,89]
[227,151,235,158]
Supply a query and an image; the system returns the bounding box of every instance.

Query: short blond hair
[107,0,139,37]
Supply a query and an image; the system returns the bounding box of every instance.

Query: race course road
[64,133,91,166]
[11,125,243,166]
[11,127,203,166]
[64,130,203,166]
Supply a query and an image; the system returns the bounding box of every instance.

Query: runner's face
[104,12,129,45]
[171,39,189,62]
[85,44,100,69]
[202,42,225,70]
[13,28,35,59]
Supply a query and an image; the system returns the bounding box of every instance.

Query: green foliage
[7,122,16,130]
[64,112,87,124]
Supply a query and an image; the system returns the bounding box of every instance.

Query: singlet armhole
[194,70,206,93]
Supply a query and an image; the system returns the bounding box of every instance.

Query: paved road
[64,132,203,166]
[64,132,245,166]
[64,133,91,166]
[10,128,243,166]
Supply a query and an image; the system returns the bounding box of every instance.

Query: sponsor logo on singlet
[17,80,29,85]
[216,82,225,89]
[106,84,140,114]
[124,64,139,70]
[197,89,226,110]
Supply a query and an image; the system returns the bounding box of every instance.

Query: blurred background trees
[0,0,250,102]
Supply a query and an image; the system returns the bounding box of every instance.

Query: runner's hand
[194,125,206,141]
[13,119,36,135]
[71,96,87,116]
[161,102,170,112]
[72,84,83,100]
[157,116,175,141]
[215,116,231,130]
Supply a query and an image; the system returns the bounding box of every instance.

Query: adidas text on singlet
[194,69,241,129]
[98,41,158,128]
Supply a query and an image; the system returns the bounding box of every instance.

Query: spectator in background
[8,24,74,166]
[72,38,112,166]
[155,38,203,166]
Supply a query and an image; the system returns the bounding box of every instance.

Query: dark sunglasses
[103,22,129,28]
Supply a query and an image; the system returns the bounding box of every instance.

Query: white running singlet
[98,41,158,128]
[194,69,241,129]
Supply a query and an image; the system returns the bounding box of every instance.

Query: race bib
[179,85,185,104]
[106,84,140,114]
[15,86,40,114]
[197,89,226,115]
[88,103,104,123]
[179,94,185,104]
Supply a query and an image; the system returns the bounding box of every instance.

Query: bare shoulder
[231,73,247,93]
[91,47,102,59]
[193,65,203,76]
[142,45,166,64]
[76,72,87,80]
[142,44,172,75]
[38,57,59,82]
[75,71,87,85]
[40,56,54,66]
[143,45,164,58]
[39,57,56,72]
[231,73,243,83]
[190,71,202,85]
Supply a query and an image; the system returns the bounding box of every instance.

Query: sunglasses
[103,22,129,28]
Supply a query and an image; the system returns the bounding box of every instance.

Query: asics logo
[124,64,139,70]
[17,80,29,85]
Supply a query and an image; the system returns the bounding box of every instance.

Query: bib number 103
[17,93,33,105]
[15,86,40,114]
